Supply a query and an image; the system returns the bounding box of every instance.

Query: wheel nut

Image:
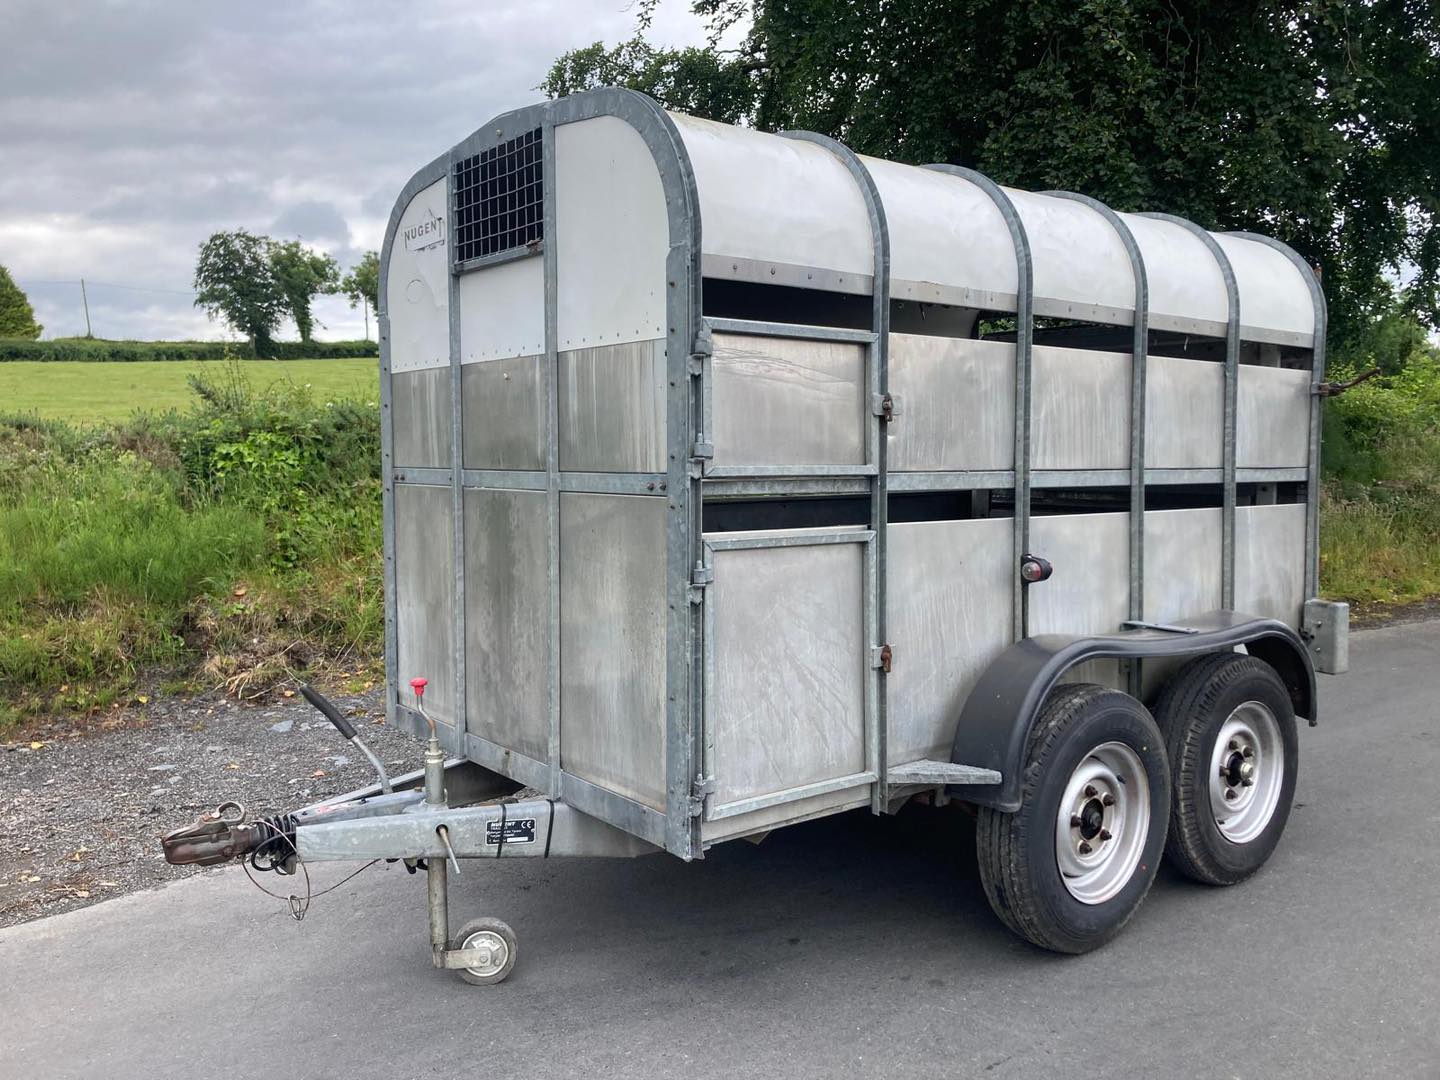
[1101,793,1115,807]
[1242,777,1255,787]
[1228,739,1240,752]
[1078,841,1093,855]
[1224,788,1236,801]
[1084,785,1098,799]
[1242,745,1255,759]
[1070,814,1083,828]
[1099,829,1112,842]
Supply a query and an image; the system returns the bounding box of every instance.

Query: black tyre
[1153,653,1298,886]
[976,684,1170,954]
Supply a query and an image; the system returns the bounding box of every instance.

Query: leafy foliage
[0,366,382,718]
[268,240,340,343]
[341,250,380,319]
[0,264,42,340]
[545,0,1440,342]
[193,229,286,355]
[0,337,377,362]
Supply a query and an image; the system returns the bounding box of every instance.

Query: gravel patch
[0,688,425,928]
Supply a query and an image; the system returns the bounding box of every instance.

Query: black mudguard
[950,611,1316,812]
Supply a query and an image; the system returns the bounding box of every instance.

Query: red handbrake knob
[409,676,428,699]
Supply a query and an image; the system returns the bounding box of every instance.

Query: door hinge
[871,392,901,422]
[688,773,717,817]
[688,563,713,605]
[871,644,893,673]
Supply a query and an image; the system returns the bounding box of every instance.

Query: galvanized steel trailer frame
[378,88,1343,869]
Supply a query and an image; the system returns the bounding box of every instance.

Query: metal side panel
[1144,507,1223,623]
[885,518,1013,765]
[461,354,545,471]
[464,488,549,763]
[559,492,668,810]
[1235,503,1307,626]
[392,367,454,468]
[558,339,667,473]
[887,334,1014,472]
[1237,364,1310,468]
[1031,345,1130,471]
[394,484,457,742]
[1028,512,1130,638]
[710,332,866,468]
[708,539,868,815]
[1146,354,1223,469]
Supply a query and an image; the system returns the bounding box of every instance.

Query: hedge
[0,338,378,362]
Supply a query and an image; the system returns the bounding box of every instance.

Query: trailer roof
[670,112,1317,347]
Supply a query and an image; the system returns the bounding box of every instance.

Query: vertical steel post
[781,132,890,811]
[542,123,562,798]
[1139,214,1240,608]
[448,152,467,757]
[924,165,1033,641]
[1046,192,1148,691]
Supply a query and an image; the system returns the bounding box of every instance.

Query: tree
[268,239,340,344]
[193,229,285,355]
[543,1,1440,346]
[341,251,380,340]
[0,264,42,339]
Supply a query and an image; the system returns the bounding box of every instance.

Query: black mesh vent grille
[453,128,543,263]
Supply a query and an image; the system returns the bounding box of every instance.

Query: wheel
[976,684,1170,954]
[450,917,518,985]
[1153,653,1298,886]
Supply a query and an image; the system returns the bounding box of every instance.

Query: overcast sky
[0,0,720,342]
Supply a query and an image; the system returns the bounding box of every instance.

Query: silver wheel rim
[459,929,510,978]
[1055,741,1151,905]
[1209,701,1284,844]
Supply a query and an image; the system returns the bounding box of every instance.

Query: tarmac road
[3,620,1438,1080]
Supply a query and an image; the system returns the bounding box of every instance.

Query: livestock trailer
[165,88,1348,982]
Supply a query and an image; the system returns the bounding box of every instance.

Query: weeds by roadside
[0,361,381,728]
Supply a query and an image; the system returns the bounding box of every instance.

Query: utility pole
[79,278,93,338]
[364,298,370,341]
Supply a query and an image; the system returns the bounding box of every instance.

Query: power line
[18,278,197,297]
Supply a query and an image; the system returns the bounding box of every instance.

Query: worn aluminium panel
[558,339,667,473]
[391,367,453,468]
[1028,512,1131,637]
[1144,508,1223,624]
[710,333,866,468]
[464,488,549,763]
[708,539,867,812]
[1237,365,1310,468]
[458,256,544,363]
[1006,189,1136,321]
[1146,354,1224,469]
[670,112,873,288]
[1031,345,1130,471]
[1214,234,1316,346]
[886,518,1013,765]
[886,334,1015,472]
[394,484,457,739]
[559,493,668,810]
[460,354,545,471]
[1235,503,1307,624]
[387,178,450,374]
[555,116,668,351]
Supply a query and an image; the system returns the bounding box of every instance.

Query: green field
[0,359,378,422]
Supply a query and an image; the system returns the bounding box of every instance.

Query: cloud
[0,0,723,340]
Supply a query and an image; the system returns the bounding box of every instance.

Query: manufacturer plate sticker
[486,818,536,845]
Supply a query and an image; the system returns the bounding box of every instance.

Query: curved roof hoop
[1222,232,1327,601]
[781,130,891,808]
[925,164,1033,640]
[1139,213,1240,610]
[1045,191,1150,638]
